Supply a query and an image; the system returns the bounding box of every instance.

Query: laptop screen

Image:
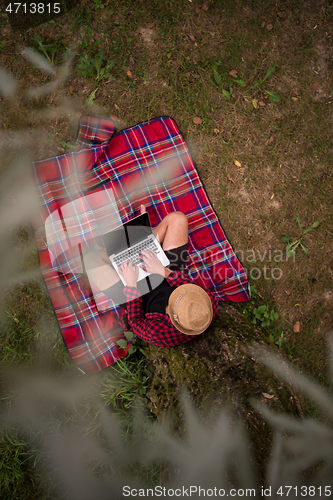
[103,212,152,256]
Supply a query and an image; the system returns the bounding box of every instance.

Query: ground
[0,0,333,495]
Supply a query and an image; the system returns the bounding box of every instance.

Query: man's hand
[119,260,139,287]
[140,250,166,276]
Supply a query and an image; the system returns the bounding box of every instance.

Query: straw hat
[168,284,213,335]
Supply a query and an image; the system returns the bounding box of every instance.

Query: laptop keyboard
[113,238,160,267]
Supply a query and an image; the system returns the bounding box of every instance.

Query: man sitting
[84,207,218,348]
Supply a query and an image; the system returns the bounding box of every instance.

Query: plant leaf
[116,339,128,349]
[233,78,246,86]
[300,243,310,255]
[222,89,231,100]
[303,221,320,234]
[264,90,281,102]
[264,65,276,81]
[294,214,301,231]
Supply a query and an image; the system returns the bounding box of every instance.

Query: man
[84,206,219,348]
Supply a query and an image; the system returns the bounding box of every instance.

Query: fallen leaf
[195,42,198,46]
[69,85,74,93]
[252,98,258,109]
[229,69,238,76]
[184,72,191,77]
[127,70,132,78]
[57,146,65,153]
[189,34,195,41]
[293,321,300,333]
[145,22,153,29]
[258,291,263,299]
[270,193,274,199]
[195,7,201,14]
[263,41,268,46]
[285,290,290,296]
[193,116,202,124]
[234,160,242,167]
[214,128,220,134]
[114,103,120,110]
[196,29,202,34]
[227,172,235,183]
[262,393,274,399]
[314,81,319,92]
[75,112,82,118]
[292,97,298,101]
[192,72,200,78]
[267,24,273,30]
[261,21,265,28]
[258,101,266,106]
[277,12,285,18]
[265,136,274,145]
[202,3,208,11]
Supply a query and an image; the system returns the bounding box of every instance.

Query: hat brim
[168,283,213,335]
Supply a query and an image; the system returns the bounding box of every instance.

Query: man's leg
[153,211,188,250]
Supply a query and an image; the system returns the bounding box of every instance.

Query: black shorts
[102,243,188,312]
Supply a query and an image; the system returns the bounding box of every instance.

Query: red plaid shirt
[123,270,219,348]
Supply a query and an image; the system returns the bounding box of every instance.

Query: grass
[0,0,332,496]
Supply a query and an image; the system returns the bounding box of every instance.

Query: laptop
[102,212,170,286]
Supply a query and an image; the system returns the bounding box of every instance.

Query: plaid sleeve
[166,270,219,320]
[122,286,186,346]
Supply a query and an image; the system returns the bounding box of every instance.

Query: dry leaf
[184,72,191,77]
[145,22,153,29]
[229,69,238,76]
[196,29,202,34]
[193,116,202,124]
[195,42,198,46]
[114,103,120,110]
[214,128,220,134]
[258,291,263,299]
[261,21,265,28]
[227,172,235,184]
[252,98,258,109]
[263,41,268,46]
[195,7,201,14]
[265,136,274,145]
[277,12,285,18]
[69,85,74,93]
[258,101,266,106]
[314,81,319,92]
[267,24,273,30]
[285,290,290,296]
[189,34,195,41]
[192,72,200,78]
[234,160,242,167]
[262,393,274,399]
[75,112,82,118]
[292,97,298,101]
[293,321,300,333]
[57,146,65,153]
[202,3,208,11]
[270,193,274,199]
[127,70,132,78]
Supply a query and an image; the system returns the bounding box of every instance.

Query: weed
[76,49,116,105]
[211,62,281,103]
[244,303,279,328]
[281,215,320,258]
[33,34,61,64]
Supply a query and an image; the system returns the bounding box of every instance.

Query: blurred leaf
[21,47,56,76]
[0,66,18,97]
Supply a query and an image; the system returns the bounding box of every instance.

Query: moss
[143,303,305,482]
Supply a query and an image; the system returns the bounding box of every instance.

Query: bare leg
[153,211,188,250]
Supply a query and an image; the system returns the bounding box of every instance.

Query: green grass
[0,0,333,495]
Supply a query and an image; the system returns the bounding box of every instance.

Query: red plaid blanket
[30,115,250,374]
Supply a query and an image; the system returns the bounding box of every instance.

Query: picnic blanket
[30,115,250,374]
